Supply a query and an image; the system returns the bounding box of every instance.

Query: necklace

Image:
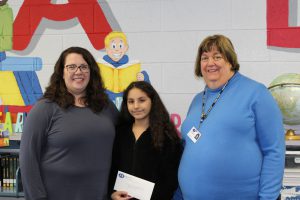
[199,74,235,127]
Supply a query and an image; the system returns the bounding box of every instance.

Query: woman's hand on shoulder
[111,191,132,200]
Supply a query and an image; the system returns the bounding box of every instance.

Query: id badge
[187,126,201,143]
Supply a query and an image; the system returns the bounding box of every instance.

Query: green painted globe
[268,73,300,126]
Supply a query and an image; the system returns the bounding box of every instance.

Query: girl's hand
[111,191,132,200]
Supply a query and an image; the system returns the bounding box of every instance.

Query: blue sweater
[178,72,285,200]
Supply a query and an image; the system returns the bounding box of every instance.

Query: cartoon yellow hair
[104,31,128,48]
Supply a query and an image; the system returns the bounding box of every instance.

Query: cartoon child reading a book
[97,31,150,108]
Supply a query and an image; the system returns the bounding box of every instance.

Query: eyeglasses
[65,64,90,73]
[200,55,223,62]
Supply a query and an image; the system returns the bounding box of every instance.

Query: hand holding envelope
[111,191,132,200]
[113,171,155,200]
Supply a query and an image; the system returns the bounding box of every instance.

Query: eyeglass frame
[65,64,90,73]
[200,54,224,63]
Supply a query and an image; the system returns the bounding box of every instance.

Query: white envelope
[114,171,155,200]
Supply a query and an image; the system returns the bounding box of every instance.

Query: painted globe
[268,73,300,126]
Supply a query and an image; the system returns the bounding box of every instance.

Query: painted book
[97,59,141,93]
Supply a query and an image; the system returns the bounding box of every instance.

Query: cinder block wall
[6,0,300,123]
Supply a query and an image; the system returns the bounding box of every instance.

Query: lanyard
[199,74,235,128]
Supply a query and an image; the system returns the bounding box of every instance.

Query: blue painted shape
[4,106,8,113]
[0,56,42,71]
[0,52,6,62]
[13,71,43,105]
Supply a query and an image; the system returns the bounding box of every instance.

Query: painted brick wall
[5,0,300,126]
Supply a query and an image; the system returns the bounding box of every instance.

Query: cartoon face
[106,37,128,62]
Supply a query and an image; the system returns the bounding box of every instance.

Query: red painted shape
[170,113,182,137]
[267,0,300,48]
[0,106,32,113]
[0,106,32,123]
[13,0,112,50]
[6,106,32,113]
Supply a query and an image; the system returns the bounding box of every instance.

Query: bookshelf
[281,140,300,199]
[0,139,24,198]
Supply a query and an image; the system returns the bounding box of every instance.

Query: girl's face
[127,88,152,123]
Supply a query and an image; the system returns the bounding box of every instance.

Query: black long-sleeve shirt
[109,124,182,200]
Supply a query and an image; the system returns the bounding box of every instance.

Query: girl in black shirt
[109,81,182,200]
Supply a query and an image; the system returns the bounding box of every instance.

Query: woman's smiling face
[63,53,90,98]
[200,46,234,89]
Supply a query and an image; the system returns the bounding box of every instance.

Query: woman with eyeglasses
[174,35,285,200]
[20,47,119,200]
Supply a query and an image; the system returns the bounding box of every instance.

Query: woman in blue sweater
[176,35,285,200]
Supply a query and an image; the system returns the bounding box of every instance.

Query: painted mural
[0,0,43,133]
[97,31,150,109]
[0,0,171,133]
[0,0,299,135]
[0,0,114,133]
[267,0,300,48]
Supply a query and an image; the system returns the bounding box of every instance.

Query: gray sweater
[20,99,118,200]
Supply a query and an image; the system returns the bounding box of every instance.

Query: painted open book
[97,59,141,93]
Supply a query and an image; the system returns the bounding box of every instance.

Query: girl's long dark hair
[43,47,108,112]
[120,81,180,150]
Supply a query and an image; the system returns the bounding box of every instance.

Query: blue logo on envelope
[118,173,125,178]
